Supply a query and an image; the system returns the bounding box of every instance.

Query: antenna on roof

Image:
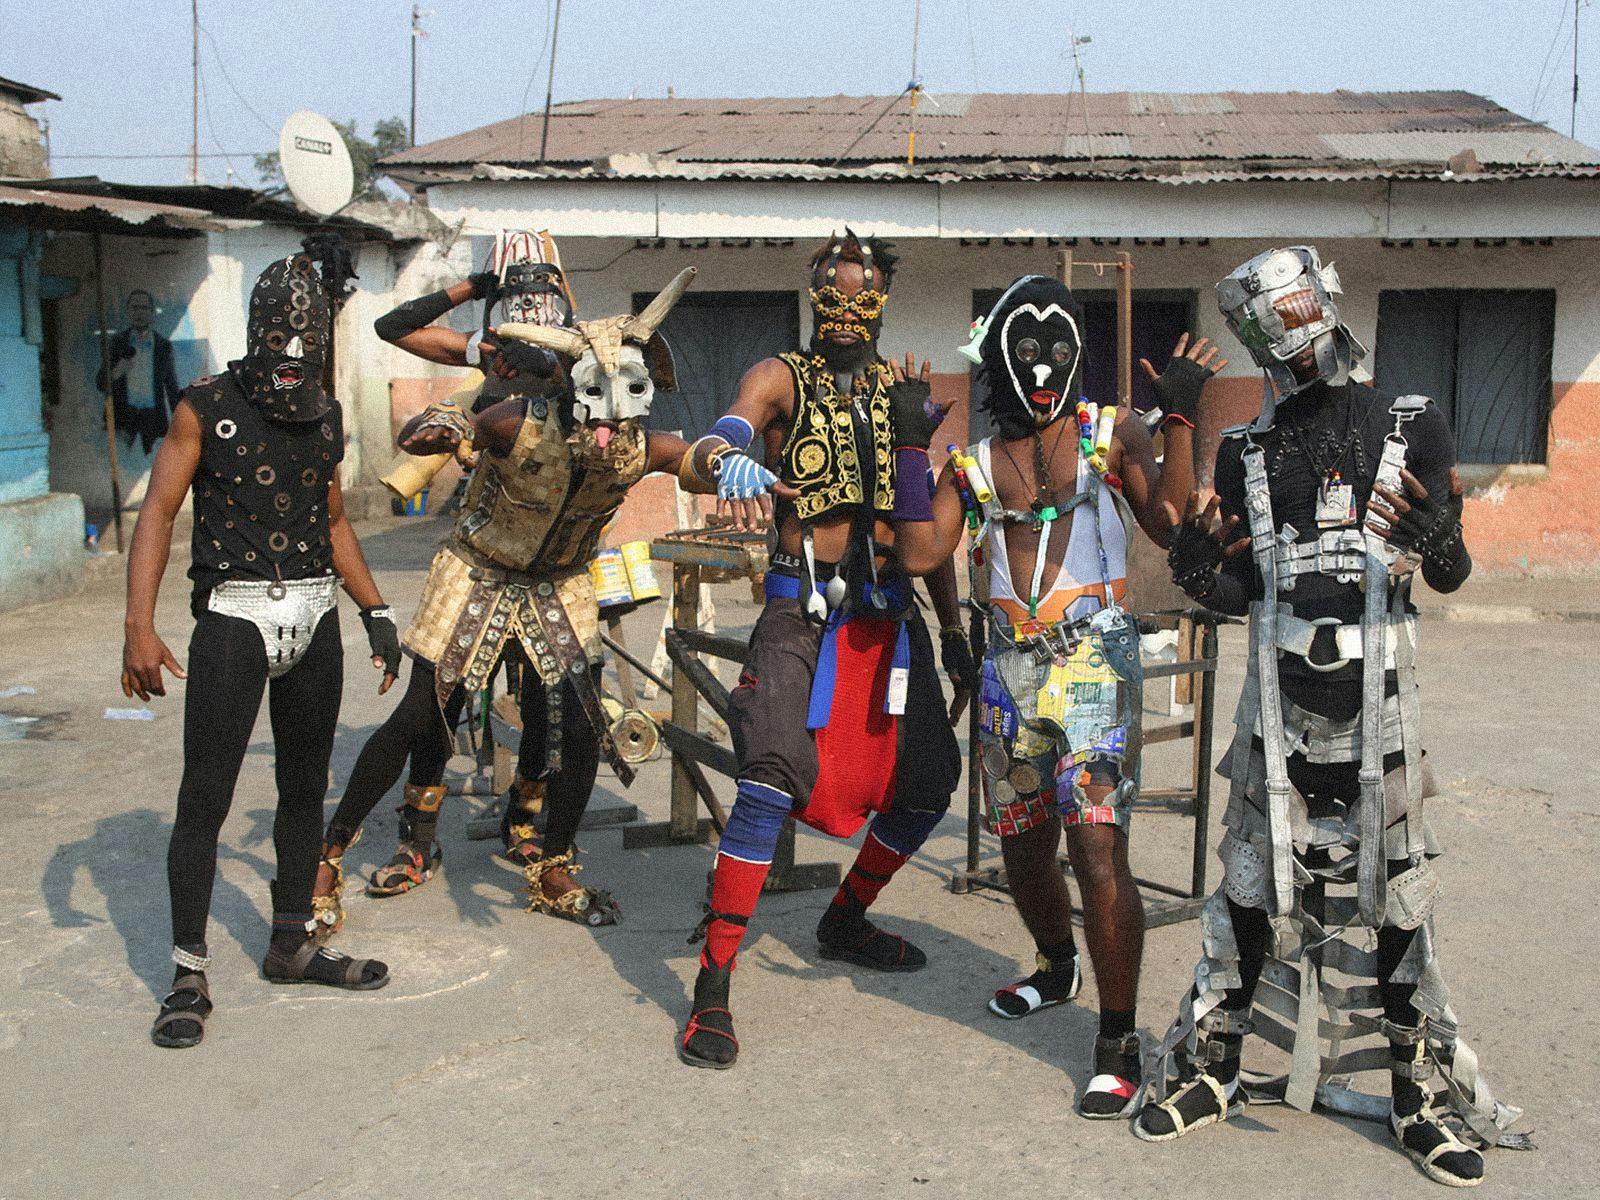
[538,0,565,163]
[1067,29,1096,168]
[907,0,923,165]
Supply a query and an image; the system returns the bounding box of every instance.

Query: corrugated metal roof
[0,76,60,104]
[0,184,217,235]
[383,90,1600,185]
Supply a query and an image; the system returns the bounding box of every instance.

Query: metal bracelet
[171,945,212,971]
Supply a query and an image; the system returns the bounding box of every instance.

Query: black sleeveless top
[185,372,345,607]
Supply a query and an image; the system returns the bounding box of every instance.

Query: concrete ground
[1,511,1593,1199]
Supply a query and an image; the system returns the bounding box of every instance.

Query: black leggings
[167,608,342,945]
[325,653,603,859]
[1222,757,1419,1027]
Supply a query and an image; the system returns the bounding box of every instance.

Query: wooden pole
[92,233,126,552]
[1116,250,1133,408]
[668,562,702,840]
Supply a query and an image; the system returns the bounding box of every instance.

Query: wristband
[891,448,934,521]
[708,414,754,451]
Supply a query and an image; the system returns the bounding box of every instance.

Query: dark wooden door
[634,290,799,451]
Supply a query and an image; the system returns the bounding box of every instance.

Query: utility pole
[410,5,432,147]
[1573,0,1583,140]
[190,0,200,183]
[538,0,564,163]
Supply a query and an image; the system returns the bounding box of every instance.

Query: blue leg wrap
[719,780,792,864]
[868,805,945,857]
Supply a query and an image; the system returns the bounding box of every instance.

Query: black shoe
[1079,1031,1142,1119]
[679,963,739,1070]
[816,904,927,972]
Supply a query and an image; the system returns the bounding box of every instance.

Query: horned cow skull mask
[495,266,696,437]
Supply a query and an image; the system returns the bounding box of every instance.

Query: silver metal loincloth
[207,575,338,678]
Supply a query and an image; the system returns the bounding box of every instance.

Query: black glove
[1372,477,1465,575]
[1167,520,1226,602]
[116,343,137,363]
[940,626,975,691]
[468,271,499,300]
[360,606,402,676]
[1150,356,1214,428]
[494,338,559,380]
[888,377,941,450]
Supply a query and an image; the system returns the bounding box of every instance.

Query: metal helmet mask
[1216,245,1367,411]
[962,275,1085,440]
[233,254,333,423]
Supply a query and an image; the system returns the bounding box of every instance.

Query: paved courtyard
[0,511,1593,1199]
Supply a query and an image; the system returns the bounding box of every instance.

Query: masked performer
[121,254,399,1049]
[1135,246,1527,1187]
[672,231,964,1070]
[315,267,703,931]
[313,237,583,920]
[894,275,1219,1115]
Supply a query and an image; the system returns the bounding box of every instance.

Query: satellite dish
[278,110,355,217]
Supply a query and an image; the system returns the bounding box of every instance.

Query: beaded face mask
[808,283,888,344]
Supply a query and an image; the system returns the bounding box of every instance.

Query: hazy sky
[7,0,1598,187]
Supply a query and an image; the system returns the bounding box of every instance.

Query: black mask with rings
[231,254,333,423]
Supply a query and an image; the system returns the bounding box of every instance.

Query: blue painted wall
[0,225,48,505]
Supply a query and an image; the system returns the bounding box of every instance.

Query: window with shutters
[1374,290,1554,464]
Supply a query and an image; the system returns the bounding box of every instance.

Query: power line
[197,21,278,137]
[829,85,915,169]
[1532,0,1573,116]
[51,151,268,161]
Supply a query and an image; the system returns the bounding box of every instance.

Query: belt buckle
[1303,616,1351,673]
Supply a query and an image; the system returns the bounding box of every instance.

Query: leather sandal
[151,973,212,1049]
[262,940,389,990]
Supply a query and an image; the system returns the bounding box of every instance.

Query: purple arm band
[893,448,934,521]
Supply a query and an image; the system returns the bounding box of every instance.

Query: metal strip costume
[1142,246,1528,1186]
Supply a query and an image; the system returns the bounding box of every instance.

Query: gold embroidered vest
[776,352,896,522]
[455,404,649,574]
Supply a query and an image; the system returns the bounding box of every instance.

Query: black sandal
[151,973,212,1049]
[262,940,389,990]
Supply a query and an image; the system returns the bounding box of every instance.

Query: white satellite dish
[278,110,355,217]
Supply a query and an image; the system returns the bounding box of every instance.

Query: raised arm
[1118,334,1225,548]
[678,357,800,531]
[373,275,492,366]
[121,399,201,700]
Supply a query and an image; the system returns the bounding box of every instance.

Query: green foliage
[253,117,409,200]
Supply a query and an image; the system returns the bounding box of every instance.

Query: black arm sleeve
[373,288,461,344]
[1197,439,1255,616]
[1405,402,1472,593]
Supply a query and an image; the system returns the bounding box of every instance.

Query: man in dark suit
[99,289,181,453]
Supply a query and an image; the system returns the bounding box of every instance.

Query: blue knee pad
[868,805,945,857]
[719,779,792,863]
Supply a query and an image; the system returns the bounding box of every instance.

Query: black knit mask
[972,276,1085,440]
[231,255,332,423]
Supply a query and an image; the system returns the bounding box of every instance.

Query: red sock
[701,853,771,969]
[831,832,911,912]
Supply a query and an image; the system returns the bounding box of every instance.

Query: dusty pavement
[0,510,1594,1200]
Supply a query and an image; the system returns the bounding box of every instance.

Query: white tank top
[977,437,1129,622]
